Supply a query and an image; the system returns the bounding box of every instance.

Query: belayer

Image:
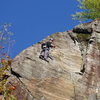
[39,38,55,62]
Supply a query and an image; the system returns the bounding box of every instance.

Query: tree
[0,24,14,67]
[0,24,16,100]
[0,24,14,68]
[73,0,100,21]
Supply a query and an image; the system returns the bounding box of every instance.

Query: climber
[39,38,55,62]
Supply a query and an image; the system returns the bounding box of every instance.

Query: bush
[77,33,91,45]
[0,24,16,100]
[73,0,100,21]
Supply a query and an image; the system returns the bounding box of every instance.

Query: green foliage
[77,33,91,45]
[0,58,17,100]
[4,89,16,100]
[73,0,100,21]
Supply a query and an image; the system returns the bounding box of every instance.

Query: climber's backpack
[41,43,47,49]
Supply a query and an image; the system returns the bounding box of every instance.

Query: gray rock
[10,19,100,100]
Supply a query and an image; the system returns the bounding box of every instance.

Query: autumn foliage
[0,24,16,100]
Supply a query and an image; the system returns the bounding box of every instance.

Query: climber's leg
[44,49,48,59]
[39,50,45,59]
[39,49,49,62]
[48,54,53,60]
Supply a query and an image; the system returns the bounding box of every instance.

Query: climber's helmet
[49,38,54,42]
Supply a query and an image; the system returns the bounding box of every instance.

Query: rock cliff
[8,19,100,100]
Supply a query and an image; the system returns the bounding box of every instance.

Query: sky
[0,0,80,58]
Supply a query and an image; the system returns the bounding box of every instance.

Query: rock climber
[39,38,55,62]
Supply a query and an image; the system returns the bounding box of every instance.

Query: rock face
[10,19,100,100]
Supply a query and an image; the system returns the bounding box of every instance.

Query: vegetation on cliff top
[73,0,100,21]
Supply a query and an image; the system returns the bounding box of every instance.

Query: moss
[77,33,91,46]
[97,42,100,50]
